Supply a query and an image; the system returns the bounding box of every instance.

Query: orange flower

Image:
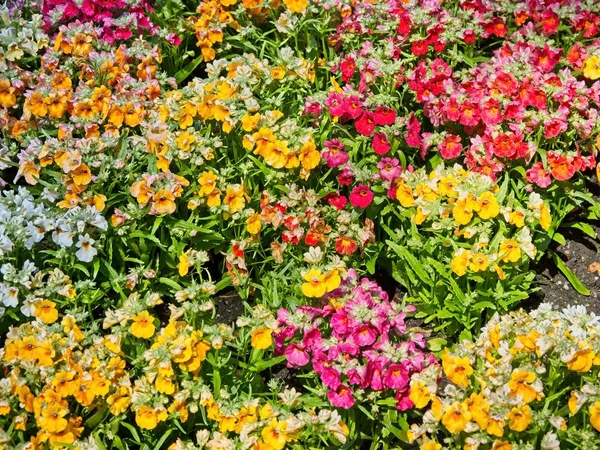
[151,189,176,215]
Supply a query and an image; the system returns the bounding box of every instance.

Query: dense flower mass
[1,0,600,448]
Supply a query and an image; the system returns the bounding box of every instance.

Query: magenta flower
[372,106,396,125]
[378,157,402,181]
[353,324,377,347]
[383,364,409,389]
[321,367,341,390]
[322,139,349,168]
[324,192,348,210]
[349,185,374,208]
[337,167,354,186]
[166,33,182,46]
[285,344,310,367]
[327,385,355,409]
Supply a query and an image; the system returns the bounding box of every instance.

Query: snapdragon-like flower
[276,269,436,410]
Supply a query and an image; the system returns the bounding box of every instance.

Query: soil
[214,289,244,324]
[532,225,600,315]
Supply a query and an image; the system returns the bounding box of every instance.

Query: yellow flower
[39,407,69,433]
[508,210,525,228]
[508,370,538,403]
[299,139,321,170]
[136,405,158,430]
[477,192,499,219]
[301,268,327,298]
[540,203,551,231]
[466,393,490,429]
[567,346,595,372]
[442,401,472,434]
[107,387,131,415]
[499,239,521,263]
[241,113,261,132]
[421,441,442,450]
[52,371,79,398]
[271,67,286,79]
[409,381,431,408]
[486,417,505,437]
[437,176,458,198]
[178,251,191,276]
[155,375,176,395]
[442,351,473,388]
[589,401,600,431]
[491,442,512,450]
[507,405,531,432]
[323,269,341,292]
[583,55,600,80]
[251,327,273,350]
[396,182,414,207]
[452,199,473,225]
[247,213,262,235]
[198,171,218,196]
[34,299,59,324]
[261,419,290,450]
[223,185,246,213]
[283,0,308,13]
[176,132,195,152]
[469,253,488,272]
[260,404,275,420]
[451,249,471,276]
[415,184,437,202]
[130,311,156,339]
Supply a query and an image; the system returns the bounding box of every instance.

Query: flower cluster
[41,0,157,43]
[409,304,600,449]
[275,269,437,410]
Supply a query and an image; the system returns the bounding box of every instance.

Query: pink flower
[349,185,374,208]
[322,139,349,168]
[383,364,409,389]
[526,162,552,188]
[327,385,355,409]
[363,361,385,391]
[372,132,390,155]
[544,118,567,139]
[355,112,376,136]
[166,33,182,46]
[395,387,414,411]
[321,367,341,390]
[345,96,364,119]
[326,93,346,117]
[438,134,462,159]
[405,113,421,147]
[353,324,377,347]
[285,344,310,367]
[480,98,502,126]
[377,157,402,181]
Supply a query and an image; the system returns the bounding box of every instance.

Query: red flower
[335,236,357,255]
[411,39,428,56]
[349,184,374,208]
[526,162,552,188]
[484,17,507,38]
[324,192,348,210]
[539,10,559,36]
[372,132,390,155]
[355,112,376,136]
[459,102,479,126]
[438,134,462,159]
[462,30,476,44]
[340,56,356,83]
[337,167,354,186]
[372,106,396,126]
[480,98,502,126]
[547,152,579,181]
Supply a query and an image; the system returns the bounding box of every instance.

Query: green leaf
[152,429,173,450]
[565,222,597,239]
[254,355,286,371]
[550,250,590,296]
[175,54,203,85]
[552,233,566,246]
[387,241,433,286]
[159,277,183,291]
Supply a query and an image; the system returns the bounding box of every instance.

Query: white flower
[20,298,36,317]
[1,285,18,307]
[541,432,560,450]
[52,222,74,247]
[75,234,97,262]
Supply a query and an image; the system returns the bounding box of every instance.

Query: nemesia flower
[349,184,373,208]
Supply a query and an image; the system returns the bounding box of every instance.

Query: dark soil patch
[214,289,244,324]
[532,225,600,315]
